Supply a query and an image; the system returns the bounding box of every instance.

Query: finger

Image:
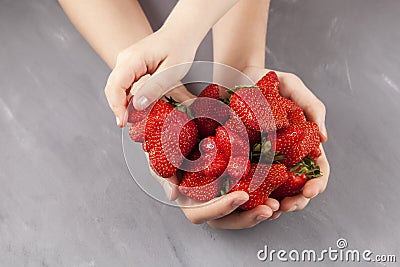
[178,191,249,224]
[104,56,148,126]
[264,198,280,211]
[280,194,310,212]
[145,152,180,201]
[302,145,330,198]
[207,205,273,230]
[269,211,282,221]
[133,59,191,110]
[277,72,328,142]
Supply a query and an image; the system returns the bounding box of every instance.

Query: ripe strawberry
[270,158,322,200]
[129,120,145,143]
[227,156,251,180]
[282,97,306,124]
[229,163,288,210]
[215,126,249,157]
[179,171,220,201]
[200,136,217,154]
[148,145,179,178]
[308,147,322,160]
[256,71,280,98]
[224,115,261,146]
[229,87,288,133]
[203,152,229,178]
[277,121,320,166]
[192,84,229,138]
[199,84,220,98]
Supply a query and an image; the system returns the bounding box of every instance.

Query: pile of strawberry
[128,71,322,210]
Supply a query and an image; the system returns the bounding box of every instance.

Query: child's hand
[243,67,331,219]
[105,28,198,127]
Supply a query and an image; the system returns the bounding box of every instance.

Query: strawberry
[227,156,251,180]
[229,163,288,210]
[144,98,198,178]
[256,71,280,98]
[308,147,322,160]
[179,171,220,201]
[224,115,261,146]
[229,86,288,133]
[274,121,320,166]
[282,97,306,124]
[199,136,217,154]
[270,158,322,200]
[215,126,249,157]
[129,120,145,143]
[192,84,229,138]
[199,84,220,98]
[203,152,229,178]
[148,145,179,178]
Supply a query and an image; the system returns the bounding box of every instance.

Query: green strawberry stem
[164,96,194,118]
[290,157,322,179]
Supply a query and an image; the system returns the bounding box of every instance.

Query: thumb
[133,60,192,110]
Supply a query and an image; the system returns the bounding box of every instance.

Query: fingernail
[162,181,173,200]
[256,215,268,222]
[288,205,297,212]
[136,96,149,110]
[116,117,120,126]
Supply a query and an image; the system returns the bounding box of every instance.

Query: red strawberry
[144,100,174,151]
[129,120,145,143]
[277,121,320,166]
[308,147,322,160]
[144,99,198,178]
[256,71,280,98]
[192,84,229,138]
[227,156,251,180]
[215,126,249,157]
[270,158,322,200]
[148,145,179,178]
[199,84,220,98]
[200,136,217,154]
[203,152,229,178]
[282,97,306,124]
[224,115,261,146]
[229,163,288,210]
[195,118,221,138]
[179,171,220,201]
[229,87,288,133]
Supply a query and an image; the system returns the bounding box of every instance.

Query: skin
[59,0,330,229]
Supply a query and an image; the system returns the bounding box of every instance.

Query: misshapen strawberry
[275,121,320,166]
[270,158,322,200]
[229,163,288,210]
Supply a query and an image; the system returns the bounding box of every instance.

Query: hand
[243,67,331,219]
[105,28,198,127]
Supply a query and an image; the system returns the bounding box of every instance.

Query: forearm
[212,0,270,71]
[58,0,152,68]
[161,0,240,47]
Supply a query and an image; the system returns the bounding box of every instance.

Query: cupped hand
[243,67,331,218]
[105,28,198,127]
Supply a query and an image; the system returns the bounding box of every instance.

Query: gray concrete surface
[1,0,399,266]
